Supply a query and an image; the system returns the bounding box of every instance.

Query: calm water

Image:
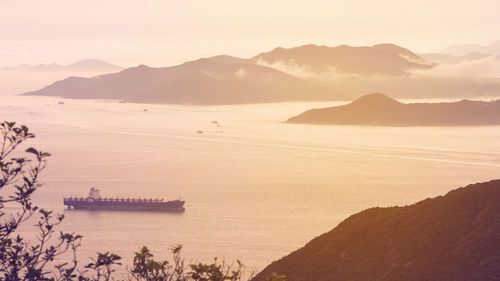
[1,95,499,273]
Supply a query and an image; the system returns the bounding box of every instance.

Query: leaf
[25,147,39,155]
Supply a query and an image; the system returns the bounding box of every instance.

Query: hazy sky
[1,0,499,67]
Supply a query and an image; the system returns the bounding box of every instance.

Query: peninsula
[287,93,500,126]
[22,57,345,104]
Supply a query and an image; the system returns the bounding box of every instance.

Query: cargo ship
[63,188,185,212]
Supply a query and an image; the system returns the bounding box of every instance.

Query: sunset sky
[1,0,499,67]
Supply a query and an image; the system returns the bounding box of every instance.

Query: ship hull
[64,200,185,212]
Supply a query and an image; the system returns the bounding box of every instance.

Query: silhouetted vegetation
[10,119,499,281]
[253,179,500,281]
[0,121,284,281]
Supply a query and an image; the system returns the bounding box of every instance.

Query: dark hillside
[287,93,500,126]
[253,179,500,281]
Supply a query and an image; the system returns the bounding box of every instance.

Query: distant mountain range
[440,39,500,56]
[23,57,345,104]
[21,43,500,104]
[419,52,492,64]
[249,44,500,99]
[4,59,124,72]
[253,179,500,281]
[287,93,500,126]
[252,43,433,76]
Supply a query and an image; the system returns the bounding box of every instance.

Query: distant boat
[197,130,203,134]
[63,188,185,212]
[58,101,65,105]
[210,120,219,124]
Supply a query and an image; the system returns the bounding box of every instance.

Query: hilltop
[419,52,492,64]
[440,39,500,56]
[287,93,500,126]
[3,59,124,72]
[21,43,500,103]
[252,43,433,76]
[250,44,500,99]
[253,179,500,281]
[22,57,346,104]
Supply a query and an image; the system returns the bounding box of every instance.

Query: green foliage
[83,252,122,281]
[0,120,82,281]
[128,245,254,281]
[130,246,173,281]
[264,273,286,281]
[254,180,500,281]
[189,257,244,281]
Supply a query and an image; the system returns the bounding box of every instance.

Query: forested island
[287,93,500,126]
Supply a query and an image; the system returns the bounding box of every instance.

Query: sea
[1,92,499,275]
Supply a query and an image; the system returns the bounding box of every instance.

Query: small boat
[197,130,203,134]
[63,188,185,212]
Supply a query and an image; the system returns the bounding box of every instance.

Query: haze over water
[2,94,499,271]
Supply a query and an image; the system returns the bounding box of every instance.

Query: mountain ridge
[287,93,500,126]
[20,43,500,104]
[3,59,124,72]
[252,43,433,76]
[253,179,500,281]
[23,58,347,104]
[440,39,500,56]
[419,52,492,64]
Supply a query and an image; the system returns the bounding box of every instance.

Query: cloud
[254,57,361,82]
[234,68,247,80]
[410,57,500,79]
[254,57,409,89]
[399,54,435,67]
